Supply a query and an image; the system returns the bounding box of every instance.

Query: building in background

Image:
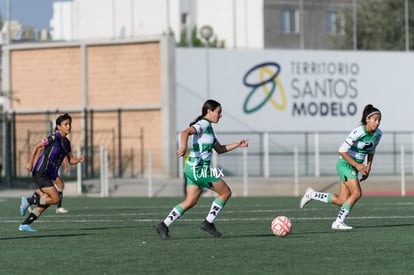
[0,20,49,43]
[1,36,177,181]
[0,0,413,182]
[47,0,352,50]
[265,0,352,49]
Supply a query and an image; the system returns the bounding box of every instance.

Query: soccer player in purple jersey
[29,132,71,214]
[19,113,85,232]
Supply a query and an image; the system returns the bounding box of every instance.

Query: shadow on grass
[79,225,137,231]
[79,207,143,213]
[355,222,414,229]
[0,233,90,241]
[166,233,303,240]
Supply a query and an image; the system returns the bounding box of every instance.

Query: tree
[333,0,414,50]
[177,25,220,48]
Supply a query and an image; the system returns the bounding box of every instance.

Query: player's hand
[238,139,249,148]
[25,164,32,173]
[356,163,368,174]
[78,153,86,162]
[177,146,187,158]
[356,163,371,181]
[360,172,369,181]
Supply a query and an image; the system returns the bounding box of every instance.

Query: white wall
[50,0,173,40]
[49,0,264,48]
[176,48,414,132]
[50,1,73,40]
[196,0,263,48]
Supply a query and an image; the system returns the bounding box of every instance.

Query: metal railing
[190,131,414,178]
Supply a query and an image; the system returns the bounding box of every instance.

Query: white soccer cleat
[56,207,69,214]
[331,221,353,230]
[300,187,314,209]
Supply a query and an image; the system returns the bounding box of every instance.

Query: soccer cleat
[20,196,29,216]
[200,220,222,237]
[155,222,171,240]
[300,187,314,209]
[56,207,69,214]
[18,224,38,232]
[331,221,353,230]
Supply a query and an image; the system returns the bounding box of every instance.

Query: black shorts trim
[32,174,54,189]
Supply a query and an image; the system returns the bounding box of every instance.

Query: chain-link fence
[0,109,148,188]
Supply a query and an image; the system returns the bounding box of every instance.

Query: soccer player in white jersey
[155,99,249,240]
[300,104,382,230]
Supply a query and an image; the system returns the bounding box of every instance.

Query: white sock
[311,191,331,203]
[205,200,224,223]
[335,203,352,223]
[163,206,182,227]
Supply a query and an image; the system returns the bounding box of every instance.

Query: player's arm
[67,152,85,165]
[360,153,375,181]
[33,146,44,165]
[26,141,44,172]
[177,126,196,157]
[62,157,70,173]
[214,139,249,154]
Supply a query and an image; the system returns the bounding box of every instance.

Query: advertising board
[177,49,414,132]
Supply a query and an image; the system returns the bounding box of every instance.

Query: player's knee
[221,187,232,201]
[50,197,60,204]
[335,197,346,206]
[226,188,232,199]
[39,196,47,205]
[54,184,64,192]
[182,198,199,209]
[353,190,362,201]
[49,194,61,204]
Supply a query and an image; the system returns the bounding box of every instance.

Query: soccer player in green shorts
[155,99,249,240]
[300,104,382,230]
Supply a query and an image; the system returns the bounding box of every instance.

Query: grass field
[1,195,414,274]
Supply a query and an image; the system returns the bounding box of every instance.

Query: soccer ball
[271,216,292,237]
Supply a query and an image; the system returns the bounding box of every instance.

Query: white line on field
[2,215,414,224]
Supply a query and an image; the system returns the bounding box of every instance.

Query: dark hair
[189,99,221,126]
[55,113,72,130]
[361,104,381,125]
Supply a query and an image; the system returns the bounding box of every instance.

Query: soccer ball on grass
[271,216,292,237]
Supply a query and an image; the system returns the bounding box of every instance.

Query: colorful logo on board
[242,62,287,114]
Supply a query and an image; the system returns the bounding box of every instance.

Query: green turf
[1,196,414,274]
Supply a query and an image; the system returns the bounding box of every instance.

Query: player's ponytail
[361,104,381,125]
[189,99,221,126]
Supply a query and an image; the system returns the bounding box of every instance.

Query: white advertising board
[176,48,414,132]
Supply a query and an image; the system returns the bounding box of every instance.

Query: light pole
[405,0,409,51]
[200,25,213,99]
[6,0,11,44]
[353,0,357,50]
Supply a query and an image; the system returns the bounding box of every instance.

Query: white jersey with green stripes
[187,118,216,167]
[341,125,382,163]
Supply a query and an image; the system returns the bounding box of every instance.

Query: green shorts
[336,158,359,182]
[184,164,221,189]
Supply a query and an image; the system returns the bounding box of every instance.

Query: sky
[0,0,55,30]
